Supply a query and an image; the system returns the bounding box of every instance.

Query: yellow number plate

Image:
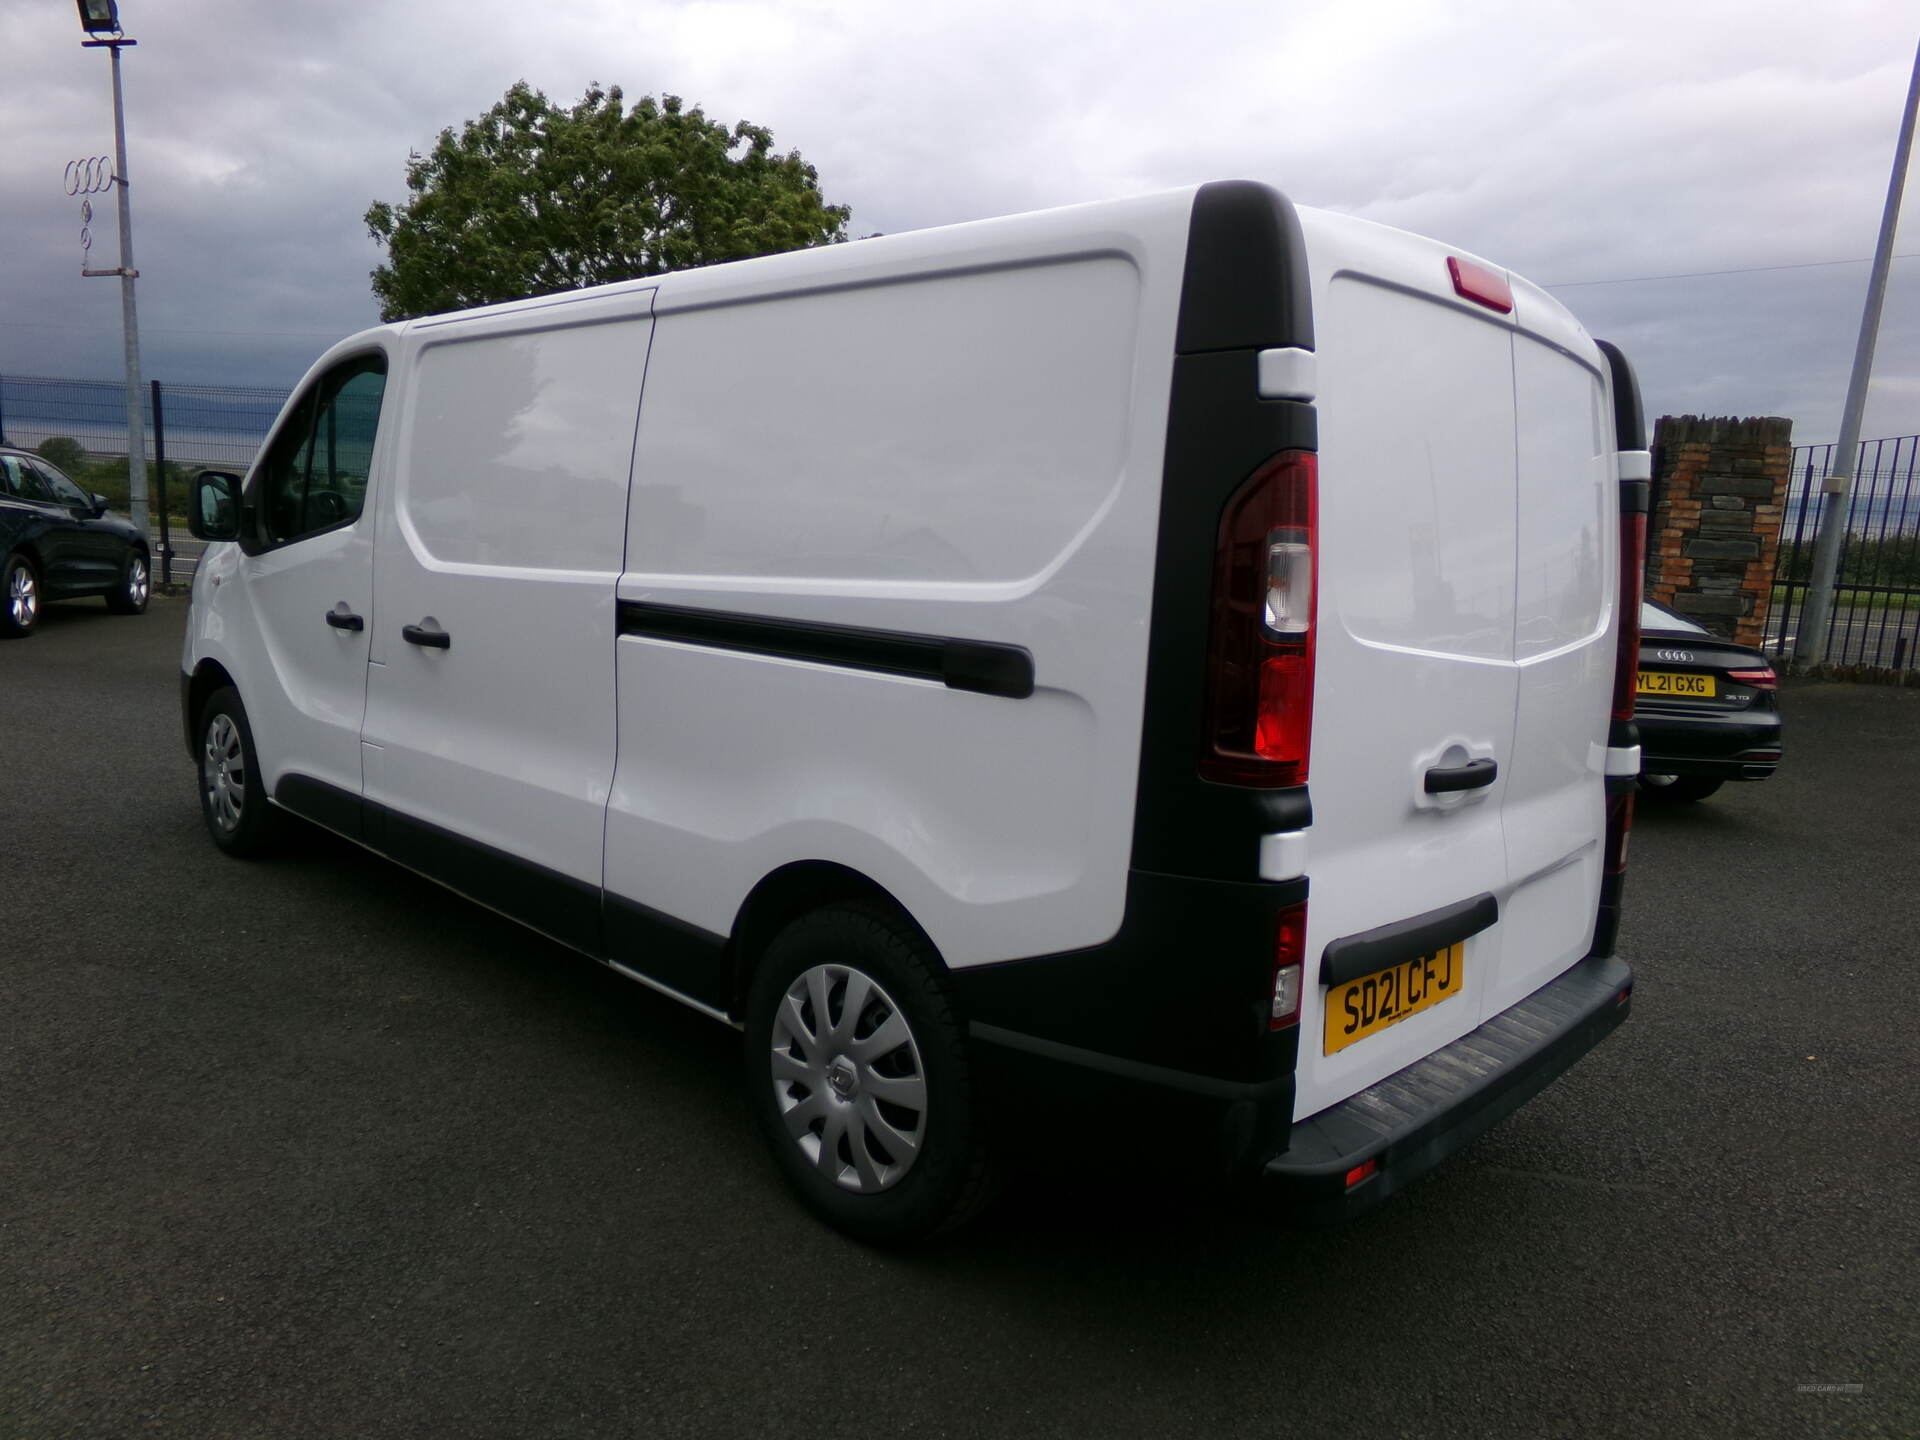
[1323,943,1465,1056]
[1637,670,1716,698]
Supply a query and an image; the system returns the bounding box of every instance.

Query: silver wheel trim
[770,963,929,1193]
[128,555,149,606]
[7,562,35,627]
[202,714,245,833]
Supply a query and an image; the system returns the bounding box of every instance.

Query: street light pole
[77,3,147,538]
[1796,41,1920,666]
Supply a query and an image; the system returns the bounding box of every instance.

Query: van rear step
[1264,955,1633,1224]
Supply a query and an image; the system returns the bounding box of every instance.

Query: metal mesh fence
[0,371,292,585]
[6,369,1918,669]
[0,372,290,472]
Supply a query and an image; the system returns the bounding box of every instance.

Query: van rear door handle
[402,620,450,650]
[325,606,364,632]
[1424,758,1497,793]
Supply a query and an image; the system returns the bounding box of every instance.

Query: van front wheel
[744,903,993,1244]
[198,686,282,857]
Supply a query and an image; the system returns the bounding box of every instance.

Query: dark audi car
[0,446,150,638]
[1636,600,1782,802]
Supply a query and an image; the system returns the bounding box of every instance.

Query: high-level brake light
[1447,256,1514,314]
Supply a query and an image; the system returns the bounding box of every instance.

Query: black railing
[1765,435,1920,670]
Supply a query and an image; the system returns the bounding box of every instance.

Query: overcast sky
[1,0,1915,446]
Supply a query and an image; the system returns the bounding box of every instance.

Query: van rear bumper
[1262,953,1633,1223]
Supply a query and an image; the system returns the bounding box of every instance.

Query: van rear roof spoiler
[1175,181,1316,356]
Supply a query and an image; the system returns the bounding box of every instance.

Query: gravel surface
[3,594,1915,1438]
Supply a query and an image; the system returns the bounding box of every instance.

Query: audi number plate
[1637,670,1716,698]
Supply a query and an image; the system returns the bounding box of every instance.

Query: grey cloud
[0,0,1914,446]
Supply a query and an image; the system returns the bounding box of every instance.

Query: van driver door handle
[1424,758,1498,793]
[324,605,364,632]
[401,620,451,650]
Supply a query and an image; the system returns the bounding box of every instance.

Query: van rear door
[1487,293,1616,1014]
[1291,215,1522,1121]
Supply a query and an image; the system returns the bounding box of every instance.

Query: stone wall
[1646,415,1794,647]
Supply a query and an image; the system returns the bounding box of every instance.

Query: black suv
[0,446,150,638]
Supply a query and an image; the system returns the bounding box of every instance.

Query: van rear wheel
[744,902,993,1244]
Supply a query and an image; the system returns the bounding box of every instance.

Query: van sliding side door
[358,305,656,956]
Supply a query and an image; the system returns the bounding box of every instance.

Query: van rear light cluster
[1270,901,1307,1029]
[1604,789,1635,875]
[1611,509,1647,723]
[1202,450,1318,787]
[1728,666,1777,690]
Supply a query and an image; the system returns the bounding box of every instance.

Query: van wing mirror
[188,471,243,542]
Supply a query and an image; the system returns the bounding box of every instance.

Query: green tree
[35,436,86,473]
[364,82,850,322]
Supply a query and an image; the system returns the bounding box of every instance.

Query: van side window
[256,355,388,547]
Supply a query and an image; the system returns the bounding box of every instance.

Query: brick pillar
[1647,415,1795,647]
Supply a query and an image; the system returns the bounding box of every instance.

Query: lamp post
[75,0,149,539]
[1796,41,1920,666]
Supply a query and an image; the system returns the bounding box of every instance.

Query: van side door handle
[325,605,364,632]
[401,620,451,650]
[1424,758,1498,793]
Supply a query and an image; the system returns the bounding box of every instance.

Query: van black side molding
[616,600,1036,699]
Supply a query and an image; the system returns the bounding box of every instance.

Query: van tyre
[745,902,994,1244]
[197,686,283,857]
[105,548,150,615]
[1,553,39,638]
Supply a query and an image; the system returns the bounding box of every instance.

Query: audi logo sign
[1654,649,1695,663]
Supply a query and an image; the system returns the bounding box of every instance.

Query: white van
[182,181,1646,1241]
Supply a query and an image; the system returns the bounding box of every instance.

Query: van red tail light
[1612,509,1647,722]
[1270,901,1307,1030]
[1604,789,1635,875]
[1728,667,1777,690]
[1202,450,1317,787]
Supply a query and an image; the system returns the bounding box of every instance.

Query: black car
[1635,600,1783,802]
[0,446,150,638]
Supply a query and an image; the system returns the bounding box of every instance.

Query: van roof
[327,182,1592,367]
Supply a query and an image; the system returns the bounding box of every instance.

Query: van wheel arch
[189,660,240,743]
[727,862,938,1021]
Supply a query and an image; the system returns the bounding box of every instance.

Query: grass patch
[1772,586,1920,613]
